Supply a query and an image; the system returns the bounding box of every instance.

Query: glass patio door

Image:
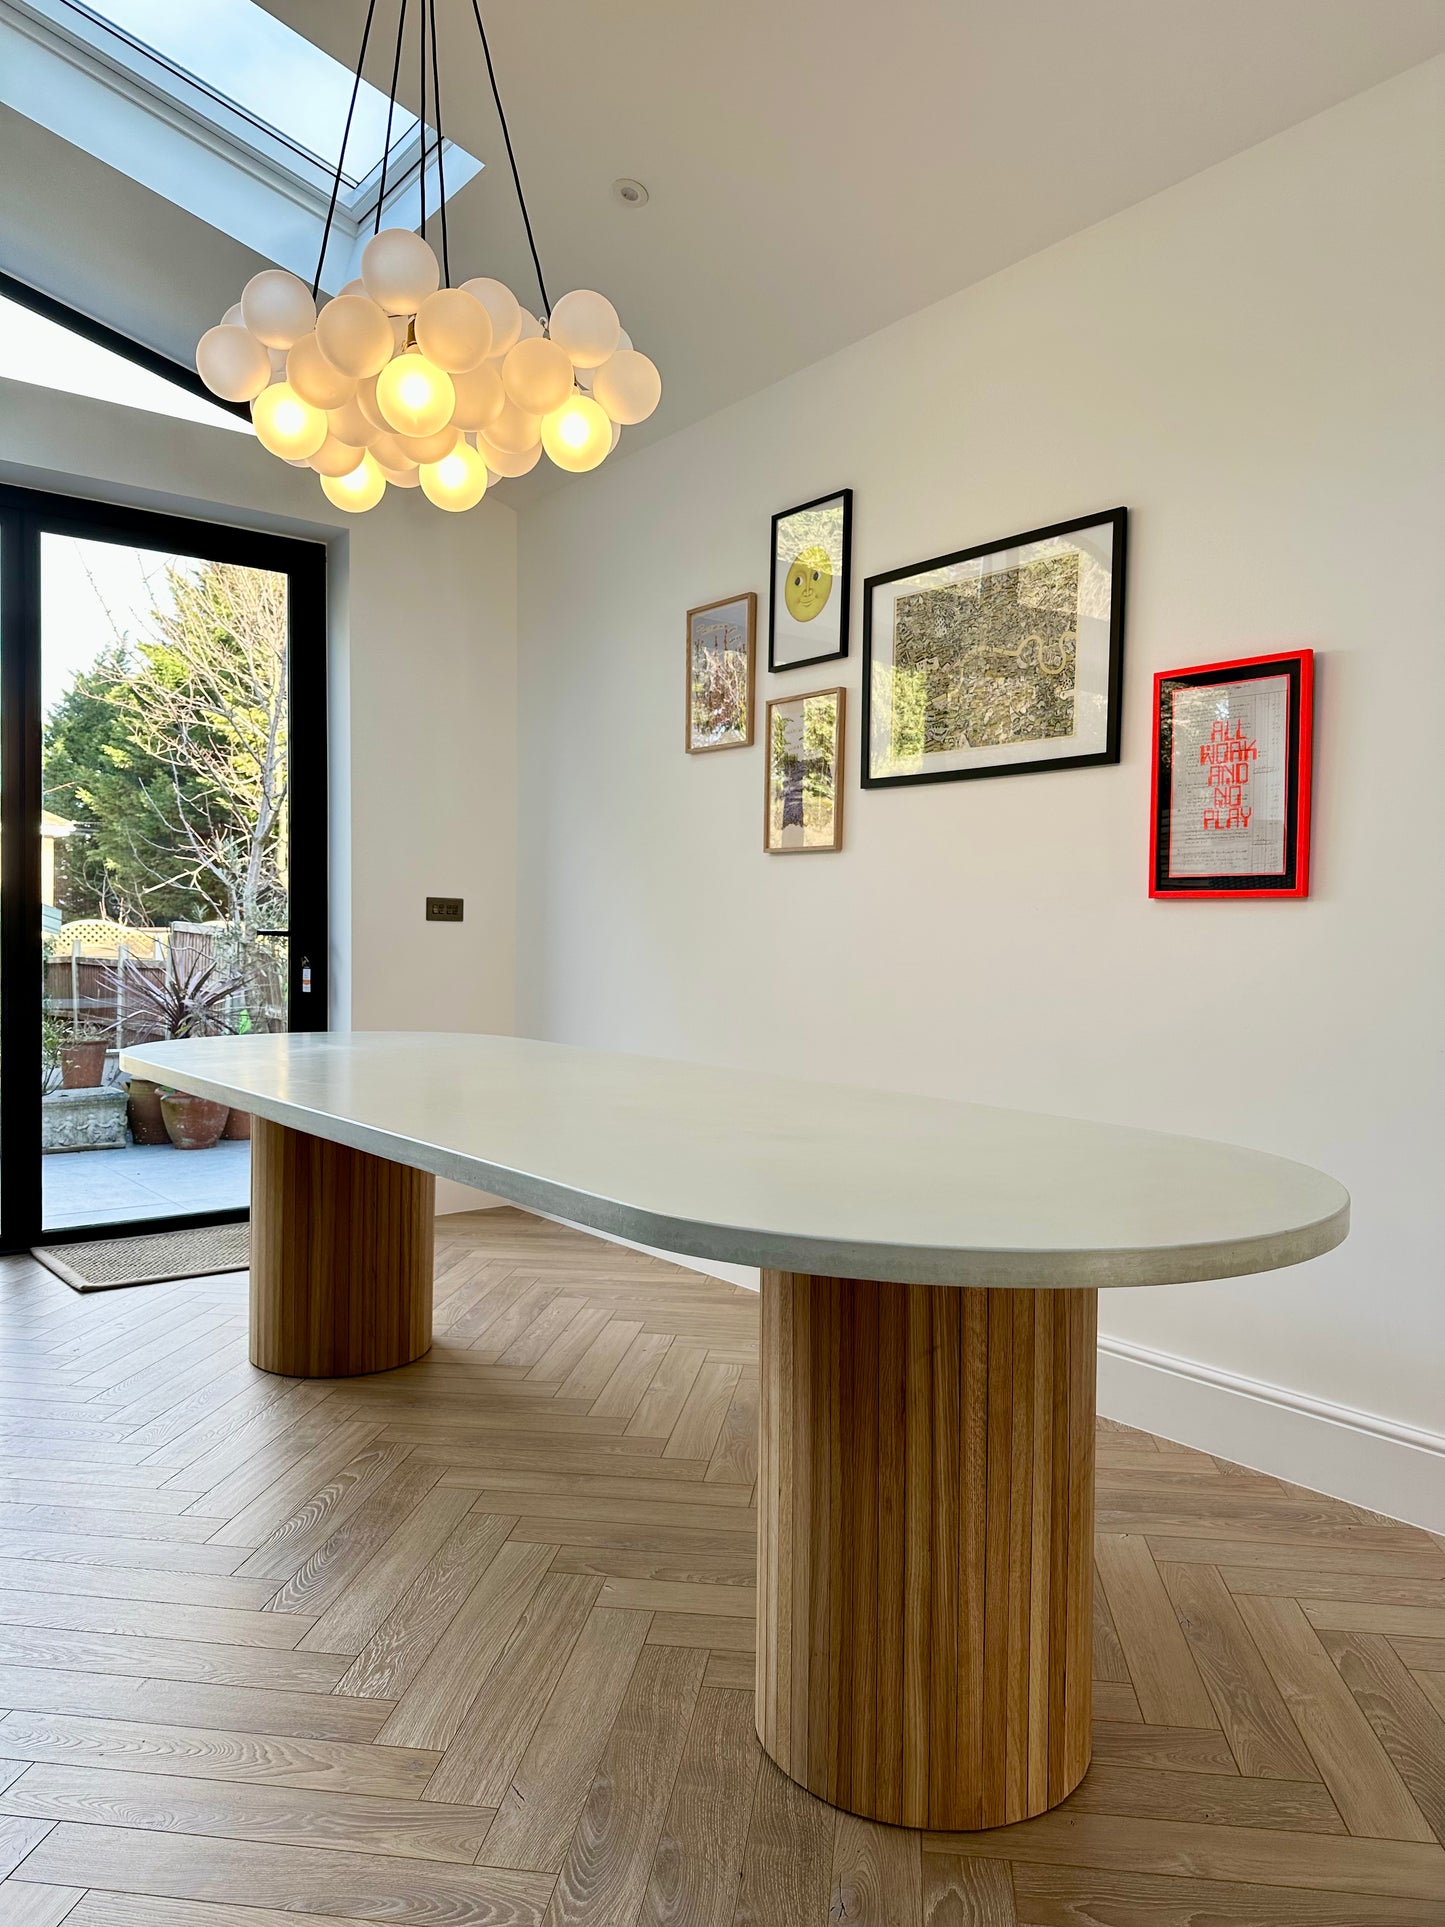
[0,487,327,1250]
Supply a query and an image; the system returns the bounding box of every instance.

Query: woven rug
[33,1222,250,1293]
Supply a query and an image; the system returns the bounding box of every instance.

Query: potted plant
[57,1022,111,1091]
[158,1084,232,1151]
[105,950,244,1149]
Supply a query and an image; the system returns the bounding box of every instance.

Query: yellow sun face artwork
[784,545,833,623]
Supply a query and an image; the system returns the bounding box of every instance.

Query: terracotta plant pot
[126,1077,170,1145]
[59,1041,108,1090]
[222,1107,252,1140]
[159,1090,231,1151]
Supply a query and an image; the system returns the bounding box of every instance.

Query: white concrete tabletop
[121,1031,1349,1290]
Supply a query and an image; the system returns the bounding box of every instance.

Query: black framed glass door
[0,485,327,1251]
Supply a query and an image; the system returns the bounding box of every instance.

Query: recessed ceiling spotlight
[612,178,649,208]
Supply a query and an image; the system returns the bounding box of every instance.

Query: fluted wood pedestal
[249,1118,435,1377]
[757,1270,1097,1831]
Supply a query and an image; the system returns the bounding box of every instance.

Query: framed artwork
[862,507,1127,788]
[686,591,756,753]
[769,487,853,671]
[764,687,845,853]
[1150,649,1314,899]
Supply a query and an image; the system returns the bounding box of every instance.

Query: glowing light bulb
[252,381,328,460]
[541,392,613,472]
[375,351,455,437]
[419,438,489,512]
[321,452,387,512]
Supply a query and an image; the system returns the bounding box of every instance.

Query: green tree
[44,643,213,924]
[42,560,288,941]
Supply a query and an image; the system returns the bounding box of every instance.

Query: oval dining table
[121,1029,1349,1833]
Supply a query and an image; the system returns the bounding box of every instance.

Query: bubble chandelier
[196,0,660,512]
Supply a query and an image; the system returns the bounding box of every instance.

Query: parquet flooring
[0,1206,1440,1925]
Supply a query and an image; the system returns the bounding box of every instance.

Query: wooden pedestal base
[249,1117,435,1377]
[757,1270,1097,1830]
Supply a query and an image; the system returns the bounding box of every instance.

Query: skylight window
[0,0,482,290]
[78,0,418,187]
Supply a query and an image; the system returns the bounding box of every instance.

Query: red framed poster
[1149,650,1313,899]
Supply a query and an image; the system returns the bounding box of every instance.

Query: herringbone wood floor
[0,1209,1440,1926]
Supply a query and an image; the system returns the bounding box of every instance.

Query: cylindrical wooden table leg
[250,1117,435,1377]
[756,1270,1096,1830]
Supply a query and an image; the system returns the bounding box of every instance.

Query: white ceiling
[4,0,1444,490]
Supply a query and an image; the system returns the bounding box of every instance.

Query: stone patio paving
[42,1139,250,1230]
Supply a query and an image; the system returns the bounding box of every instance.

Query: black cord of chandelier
[311,0,378,297]
[427,0,451,288]
[469,0,551,318]
[312,0,550,317]
[373,0,408,237]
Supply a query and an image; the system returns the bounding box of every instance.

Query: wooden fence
[44,925,286,1043]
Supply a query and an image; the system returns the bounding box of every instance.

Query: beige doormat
[33,1223,250,1292]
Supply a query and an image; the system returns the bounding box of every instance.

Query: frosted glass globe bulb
[361,228,441,315]
[485,397,542,454]
[591,349,661,425]
[252,381,328,460]
[240,269,316,350]
[475,432,543,478]
[286,332,357,410]
[308,433,365,478]
[449,361,506,431]
[327,396,376,447]
[395,425,460,465]
[461,278,522,355]
[196,325,270,403]
[547,289,621,370]
[541,393,613,472]
[419,438,489,512]
[501,336,573,416]
[375,351,456,437]
[372,430,423,470]
[315,295,394,379]
[321,452,387,512]
[415,289,493,372]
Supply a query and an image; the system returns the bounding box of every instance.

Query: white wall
[0,380,518,1057]
[515,62,1445,1512]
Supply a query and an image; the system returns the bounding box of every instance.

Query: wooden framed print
[862,507,1127,788]
[1150,649,1313,899]
[764,686,845,854]
[769,488,852,672]
[686,591,756,753]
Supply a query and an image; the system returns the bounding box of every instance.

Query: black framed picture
[768,488,852,672]
[861,507,1127,788]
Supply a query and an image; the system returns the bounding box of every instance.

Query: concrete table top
[122,1031,1349,1290]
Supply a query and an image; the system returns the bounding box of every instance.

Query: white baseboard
[471,1210,1445,1535]
[1097,1334,1445,1535]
